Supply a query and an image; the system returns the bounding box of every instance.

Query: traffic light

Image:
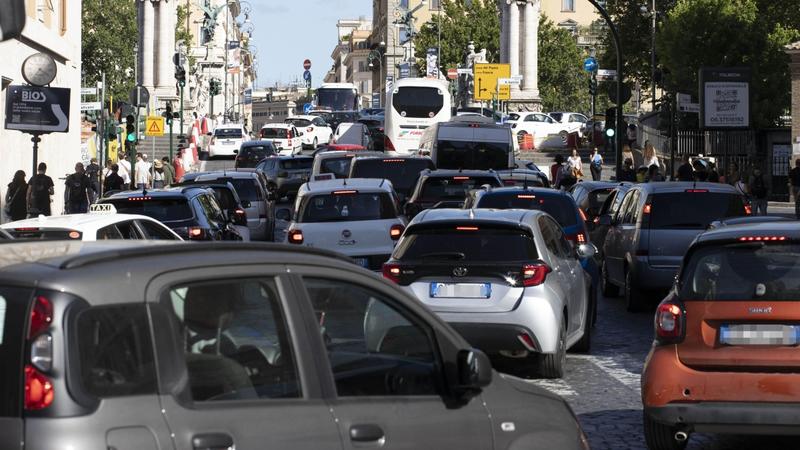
[164,103,174,126]
[588,77,597,96]
[209,78,221,96]
[604,107,616,138]
[125,115,136,143]
[175,66,186,87]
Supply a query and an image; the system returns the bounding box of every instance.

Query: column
[140,0,155,89]
[499,0,508,63]
[508,0,519,77]
[522,0,539,96]
[156,0,175,90]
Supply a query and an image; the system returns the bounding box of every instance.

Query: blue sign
[303,103,312,114]
[583,57,598,73]
[303,70,311,81]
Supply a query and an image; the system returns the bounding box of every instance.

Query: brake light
[24,365,54,410]
[738,236,787,242]
[655,300,685,344]
[288,229,304,244]
[643,204,652,214]
[522,263,550,287]
[128,196,152,201]
[382,159,404,163]
[188,227,205,240]
[744,204,752,215]
[28,296,52,339]
[390,224,404,240]
[468,123,481,128]
[333,190,357,195]
[382,263,401,283]
[685,189,708,193]
[25,295,55,410]
[384,136,395,151]
[517,194,535,199]
[453,176,470,180]
[14,227,40,232]
[456,226,479,231]
[565,232,587,244]
[286,130,291,139]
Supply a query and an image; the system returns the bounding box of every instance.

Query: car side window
[524,114,536,122]
[166,279,301,401]
[599,191,617,215]
[622,191,640,224]
[199,194,226,224]
[76,304,157,397]
[116,220,143,239]
[538,218,563,259]
[137,220,179,240]
[304,277,440,397]
[96,224,125,240]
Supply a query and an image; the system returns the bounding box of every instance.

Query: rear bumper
[276,179,305,196]
[645,403,800,435]
[449,323,541,353]
[209,145,237,156]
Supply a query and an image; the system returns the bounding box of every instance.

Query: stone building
[786,41,800,158]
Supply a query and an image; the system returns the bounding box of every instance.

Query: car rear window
[320,157,352,178]
[228,179,262,202]
[7,229,83,240]
[681,243,800,301]
[392,86,444,118]
[588,188,613,211]
[106,198,194,222]
[395,228,537,262]
[214,128,243,138]
[350,159,434,195]
[280,159,313,170]
[241,145,274,160]
[212,188,238,210]
[420,177,500,202]
[476,193,578,227]
[436,140,511,170]
[0,287,30,417]
[285,118,312,127]
[298,192,396,222]
[649,192,746,229]
[260,128,286,139]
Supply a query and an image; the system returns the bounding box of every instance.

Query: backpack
[751,175,767,198]
[67,175,86,202]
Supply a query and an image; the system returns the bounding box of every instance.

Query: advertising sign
[227,41,241,74]
[5,85,71,133]
[699,68,751,129]
[426,48,439,79]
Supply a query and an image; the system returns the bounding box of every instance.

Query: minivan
[418,118,514,171]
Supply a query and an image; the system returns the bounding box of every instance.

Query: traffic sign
[145,116,165,137]
[497,78,520,86]
[80,87,97,96]
[583,57,598,73]
[473,63,511,101]
[303,70,311,82]
[596,69,618,81]
[457,68,472,75]
[447,68,458,80]
[80,102,102,112]
[130,85,150,107]
[303,59,312,70]
[303,103,312,114]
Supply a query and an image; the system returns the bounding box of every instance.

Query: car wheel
[601,260,620,297]
[625,269,645,312]
[539,317,566,379]
[643,413,688,450]
[572,285,593,353]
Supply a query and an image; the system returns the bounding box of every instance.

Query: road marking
[572,353,642,394]
[529,378,578,398]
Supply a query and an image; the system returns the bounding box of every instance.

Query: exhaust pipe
[674,430,689,442]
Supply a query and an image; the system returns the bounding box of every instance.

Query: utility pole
[651,0,657,110]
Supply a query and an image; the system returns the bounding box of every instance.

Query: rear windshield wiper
[419,252,466,260]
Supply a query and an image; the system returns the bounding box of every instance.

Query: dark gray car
[0,241,588,450]
[256,155,314,199]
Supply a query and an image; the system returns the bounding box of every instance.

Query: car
[418,119,514,171]
[357,117,385,151]
[506,112,580,147]
[587,183,635,270]
[706,215,793,230]
[0,240,588,450]
[284,115,333,150]
[312,143,368,154]
[209,124,249,158]
[347,155,435,204]
[0,203,183,241]
[174,181,253,241]
[325,110,360,130]
[641,222,800,450]
[99,187,242,241]
[495,168,549,188]
[259,123,303,155]
[383,208,595,378]
[548,112,589,138]
[568,181,623,222]
[333,122,371,148]
[600,182,750,311]
[255,155,313,199]
[464,186,599,325]
[235,140,276,168]
[455,107,505,123]
[310,150,384,181]
[404,169,503,219]
[280,178,407,270]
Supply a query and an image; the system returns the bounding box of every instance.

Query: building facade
[787,41,800,159]
[540,0,602,49]
[0,0,82,221]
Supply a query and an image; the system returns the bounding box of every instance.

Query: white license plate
[720,324,799,346]
[223,140,233,145]
[430,283,491,299]
[354,257,369,268]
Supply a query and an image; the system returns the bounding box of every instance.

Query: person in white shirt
[643,140,661,170]
[567,148,584,179]
[117,156,132,189]
[134,154,151,189]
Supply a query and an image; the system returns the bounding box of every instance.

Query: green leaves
[538,15,591,113]
[81,0,138,101]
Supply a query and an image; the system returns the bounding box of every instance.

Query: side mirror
[241,200,252,208]
[576,243,597,259]
[275,208,292,221]
[598,214,612,226]
[454,349,492,399]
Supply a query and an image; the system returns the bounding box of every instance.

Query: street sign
[303,70,311,82]
[130,85,150,107]
[497,78,520,86]
[596,69,617,81]
[447,68,458,80]
[80,87,97,96]
[457,68,472,75]
[5,85,71,133]
[699,67,751,129]
[80,102,102,112]
[303,59,312,70]
[145,116,165,137]
[303,103,312,114]
[371,92,381,108]
[583,57,598,73]
[511,75,524,82]
[678,103,700,113]
[473,63,511,101]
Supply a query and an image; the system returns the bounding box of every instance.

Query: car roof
[240,140,274,148]
[475,186,568,197]
[286,115,318,121]
[104,187,205,199]
[0,213,161,231]
[195,170,260,180]
[314,150,380,160]
[696,222,800,245]
[409,208,545,228]
[634,181,738,194]
[573,181,624,191]
[351,155,431,162]
[214,124,245,130]
[299,178,395,196]
[274,155,313,161]
[261,123,292,128]
[422,169,499,178]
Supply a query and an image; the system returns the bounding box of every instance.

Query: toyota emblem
[342,230,352,238]
[452,267,468,277]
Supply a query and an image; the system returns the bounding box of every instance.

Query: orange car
[641,223,800,450]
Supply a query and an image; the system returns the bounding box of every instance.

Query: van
[418,119,514,171]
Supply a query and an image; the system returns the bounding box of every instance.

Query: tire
[539,317,567,378]
[572,285,593,353]
[601,260,620,297]
[625,269,645,312]
[643,413,688,450]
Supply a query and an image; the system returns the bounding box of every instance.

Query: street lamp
[641,0,657,110]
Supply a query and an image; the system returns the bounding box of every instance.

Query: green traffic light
[127,134,135,142]
[605,128,615,137]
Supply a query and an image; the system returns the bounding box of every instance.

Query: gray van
[418,118,514,171]
[600,182,749,311]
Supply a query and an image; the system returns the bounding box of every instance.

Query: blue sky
[250,0,372,89]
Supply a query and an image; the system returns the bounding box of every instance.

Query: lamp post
[368,42,386,106]
[641,0,657,110]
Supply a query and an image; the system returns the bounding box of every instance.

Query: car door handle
[192,433,234,450]
[350,424,385,442]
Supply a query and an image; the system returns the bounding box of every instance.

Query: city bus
[314,83,359,112]
[384,77,452,154]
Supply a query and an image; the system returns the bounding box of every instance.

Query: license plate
[223,140,233,145]
[719,324,799,346]
[430,283,491,299]
[354,257,369,268]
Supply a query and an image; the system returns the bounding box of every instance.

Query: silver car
[383,208,595,378]
[192,171,276,241]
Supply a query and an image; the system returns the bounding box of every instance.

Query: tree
[657,0,800,128]
[176,4,197,72]
[82,0,138,102]
[538,16,592,113]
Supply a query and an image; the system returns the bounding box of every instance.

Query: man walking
[161,156,175,186]
[27,162,54,217]
[134,153,151,189]
[85,157,101,202]
[65,162,92,214]
[790,159,800,219]
[748,167,769,216]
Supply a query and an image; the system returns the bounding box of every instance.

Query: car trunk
[295,218,397,259]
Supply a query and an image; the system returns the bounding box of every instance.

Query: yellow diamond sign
[145,116,165,137]
[473,63,511,101]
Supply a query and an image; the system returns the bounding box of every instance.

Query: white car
[259,123,303,155]
[284,115,333,150]
[310,150,385,181]
[333,122,371,148]
[281,178,407,270]
[548,112,589,138]
[507,112,582,146]
[1,204,183,241]
[209,124,249,158]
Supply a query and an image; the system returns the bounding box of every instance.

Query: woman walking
[5,170,28,221]
[590,148,603,181]
[567,148,584,179]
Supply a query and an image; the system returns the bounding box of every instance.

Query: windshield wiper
[419,252,466,260]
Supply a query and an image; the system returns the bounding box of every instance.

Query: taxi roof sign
[89,203,117,214]
[145,116,165,137]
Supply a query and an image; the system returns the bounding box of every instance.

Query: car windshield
[681,243,800,301]
[350,159,433,196]
[285,118,312,127]
[280,159,313,170]
[107,198,193,222]
[436,140,511,170]
[476,193,578,227]
[242,145,274,159]
[228,179,262,202]
[650,192,746,229]
[215,128,243,138]
[320,157,352,178]
[299,192,396,222]
[260,128,286,139]
[420,177,500,202]
[392,87,444,118]
[394,228,537,262]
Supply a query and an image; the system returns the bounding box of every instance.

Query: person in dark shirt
[103,164,125,194]
[677,155,694,181]
[65,162,92,214]
[617,158,636,182]
[27,162,54,216]
[790,159,800,219]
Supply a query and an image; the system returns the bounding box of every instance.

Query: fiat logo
[342,230,352,238]
[452,267,468,277]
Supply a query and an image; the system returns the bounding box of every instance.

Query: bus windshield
[317,88,358,111]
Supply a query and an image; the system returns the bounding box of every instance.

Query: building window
[562,0,575,12]
[358,61,366,72]
[429,0,441,10]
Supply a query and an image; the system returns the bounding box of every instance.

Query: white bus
[384,77,452,154]
[314,83,359,112]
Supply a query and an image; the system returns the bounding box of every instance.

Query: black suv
[348,155,435,204]
[100,187,242,241]
[235,141,276,168]
[256,155,313,199]
[404,169,503,219]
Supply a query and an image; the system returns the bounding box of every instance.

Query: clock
[22,52,57,87]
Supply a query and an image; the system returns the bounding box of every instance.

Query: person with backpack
[790,159,800,219]
[590,148,603,181]
[85,157,101,202]
[5,170,28,221]
[27,162,54,217]
[65,162,92,214]
[748,167,769,215]
[103,164,125,194]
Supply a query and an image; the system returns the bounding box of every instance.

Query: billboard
[699,68,751,129]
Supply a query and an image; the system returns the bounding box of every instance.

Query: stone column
[140,0,155,90]
[508,0,519,80]
[155,0,175,91]
[522,0,539,96]
[499,0,508,63]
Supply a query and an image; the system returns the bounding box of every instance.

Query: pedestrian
[107,133,120,163]
[677,155,694,181]
[161,156,175,186]
[118,155,132,190]
[626,123,637,148]
[790,159,800,219]
[707,162,720,183]
[748,167,769,215]
[134,153,151,189]
[174,150,186,182]
[556,163,577,190]
[550,154,564,186]
[65,162,91,214]
[618,158,636,182]
[590,148,603,181]
[152,159,165,188]
[103,159,114,179]
[622,144,634,168]
[646,164,664,182]
[103,164,125,193]
[85,157,101,202]
[693,159,709,182]
[727,162,741,186]
[636,166,649,183]
[27,162,54,217]
[567,148,583,179]
[5,170,28,221]
[141,153,152,174]
[643,140,660,170]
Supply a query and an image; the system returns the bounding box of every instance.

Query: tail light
[25,365,54,410]
[744,204,752,215]
[25,296,54,410]
[522,263,550,287]
[28,296,52,339]
[389,224,404,240]
[188,227,206,240]
[384,136,395,151]
[288,229,304,244]
[565,232,587,244]
[286,130,291,139]
[655,299,686,344]
[382,263,401,283]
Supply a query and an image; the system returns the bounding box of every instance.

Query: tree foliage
[176,4,197,72]
[81,0,138,102]
[538,16,591,113]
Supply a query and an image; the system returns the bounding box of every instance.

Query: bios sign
[4,85,71,133]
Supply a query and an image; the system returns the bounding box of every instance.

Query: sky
[250,0,372,90]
